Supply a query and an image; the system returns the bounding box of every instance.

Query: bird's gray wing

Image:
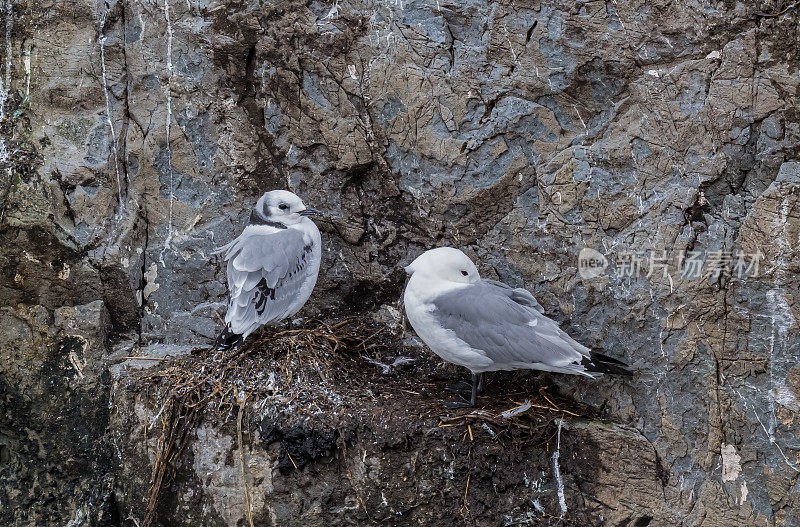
[219,227,314,334]
[431,281,588,368]
[481,279,545,314]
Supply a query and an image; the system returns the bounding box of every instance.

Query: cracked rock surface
[1,0,799,525]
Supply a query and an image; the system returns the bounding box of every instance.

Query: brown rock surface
[1,0,799,525]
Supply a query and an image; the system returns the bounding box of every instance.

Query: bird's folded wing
[481,279,545,314]
[221,227,314,330]
[430,282,588,368]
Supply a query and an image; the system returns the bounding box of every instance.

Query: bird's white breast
[283,218,322,319]
[403,275,493,372]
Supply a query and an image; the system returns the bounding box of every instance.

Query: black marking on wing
[254,278,277,316]
[252,243,315,317]
[285,243,314,279]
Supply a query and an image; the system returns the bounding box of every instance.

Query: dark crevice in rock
[138,203,148,344]
[50,168,81,247]
[100,264,140,335]
[118,0,131,203]
[526,20,538,44]
[232,38,287,192]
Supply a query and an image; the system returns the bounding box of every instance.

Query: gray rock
[1,0,799,524]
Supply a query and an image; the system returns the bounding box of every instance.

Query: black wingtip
[581,352,632,376]
[214,324,243,351]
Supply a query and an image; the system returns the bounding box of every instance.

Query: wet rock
[0,305,115,526]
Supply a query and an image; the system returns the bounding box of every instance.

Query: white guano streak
[0,0,13,177]
[1,0,10,112]
[98,8,124,212]
[553,418,567,517]
[161,0,174,262]
[765,196,796,437]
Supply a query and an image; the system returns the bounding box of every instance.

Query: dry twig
[237,394,254,527]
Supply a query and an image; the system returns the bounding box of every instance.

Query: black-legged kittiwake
[403,247,630,407]
[213,190,322,350]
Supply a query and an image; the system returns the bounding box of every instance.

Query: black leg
[445,380,473,395]
[442,372,480,409]
[469,373,479,406]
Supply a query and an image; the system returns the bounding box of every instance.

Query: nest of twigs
[135,315,592,526]
[138,316,395,526]
[143,317,385,420]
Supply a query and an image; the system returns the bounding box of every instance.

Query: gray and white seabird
[403,247,630,407]
[213,190,322,350]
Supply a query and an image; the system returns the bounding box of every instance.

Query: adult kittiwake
[213,190,322,350]
[403,247,630,407]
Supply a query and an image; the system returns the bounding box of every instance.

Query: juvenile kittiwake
[213,190,322,350]
[403,247,630,407]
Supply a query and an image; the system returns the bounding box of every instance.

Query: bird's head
[404,247,480,284]
[252,190,321,226]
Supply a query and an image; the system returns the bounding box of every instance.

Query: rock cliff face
[1,0,799,525]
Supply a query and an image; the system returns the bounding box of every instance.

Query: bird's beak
[299,207,322,217]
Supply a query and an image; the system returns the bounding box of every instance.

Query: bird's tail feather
[581,351,632,376]
[214,324,243,351]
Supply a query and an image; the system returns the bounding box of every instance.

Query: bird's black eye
[278,203,288,210]
[461,270,469,276]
